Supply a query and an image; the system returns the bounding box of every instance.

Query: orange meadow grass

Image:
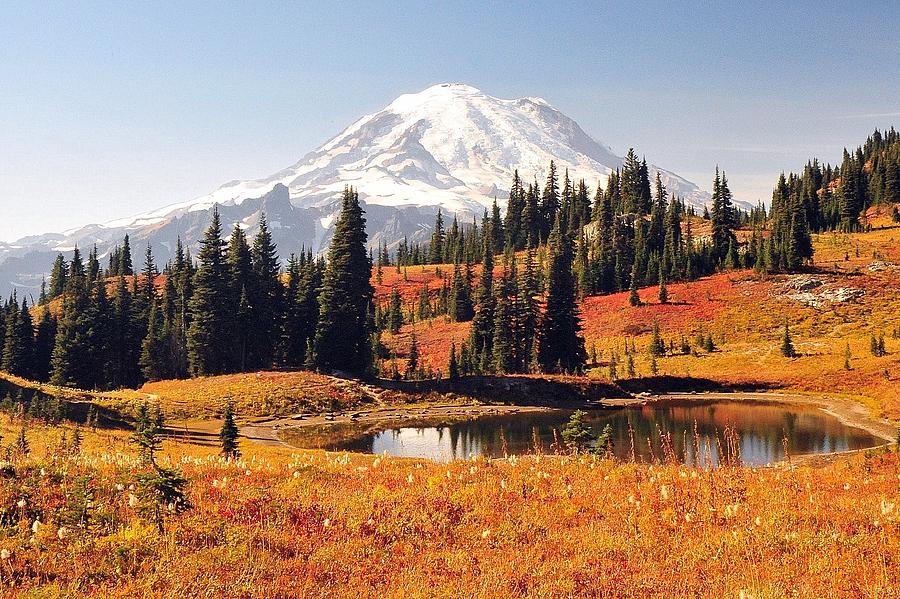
[0,419,896,597]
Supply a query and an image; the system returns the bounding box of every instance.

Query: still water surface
[314,400,882,465]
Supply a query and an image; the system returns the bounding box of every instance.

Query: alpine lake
[281,398,884,466]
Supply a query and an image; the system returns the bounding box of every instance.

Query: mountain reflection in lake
[308,400,882,466]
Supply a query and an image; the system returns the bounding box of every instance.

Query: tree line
[1,187,373,389]
[7,129,893,388]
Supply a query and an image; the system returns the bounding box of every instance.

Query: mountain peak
[102,83,713,230]
[1,84,717,296]
[425,82,483,93]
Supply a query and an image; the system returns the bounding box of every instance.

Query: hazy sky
[1,1,898,242]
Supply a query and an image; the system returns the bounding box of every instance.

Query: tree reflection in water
[324,401,881,466]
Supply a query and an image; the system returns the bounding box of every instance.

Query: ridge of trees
[5,130,896,388]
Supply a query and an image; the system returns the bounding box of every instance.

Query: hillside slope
[381,213,900,420]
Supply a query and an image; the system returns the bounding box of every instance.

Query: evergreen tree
[648,173,667,254]
[447,342,459,381]
[219,400,240,459]
[249,214,282,369]
[448,264,474,322]
[33,305,56,381]
[710,169,737,263]
[140,303,170,381]
[470,221,495,367]
[2,296,33,378]
[415,283,432,321]
[135,243,158,332]
[504,170,525,249]
[110,274,140,388]
[787,205,813,270]
[131,405,190,533]
[86,246,101,283]
[537,218,586,374]
[120,234,134,276]
[522,183,541,245]
[781,322,796,358]
[226,225,252,371]
[406,332,419,379]
[84,277,113,389]
[278,250,323,368]
[314,187,374,375]
[663,195,682,279]
[561,410,594,452]
[48,254,67,300]
[161,272,188,379]
[429,210,445,264]
[50,248,91,388]
[540,161,559,239]
[387,286,404,334]
[491,198,505,255]
[188,208,233,376]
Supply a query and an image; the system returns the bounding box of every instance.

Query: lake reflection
[307,401,883,466]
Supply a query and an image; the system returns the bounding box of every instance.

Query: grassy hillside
[382,212,900,420]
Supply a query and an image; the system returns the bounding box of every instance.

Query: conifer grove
[3,129,896,388]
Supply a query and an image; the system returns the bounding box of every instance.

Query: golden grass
[0,418,896,597]
[135,371,429,420]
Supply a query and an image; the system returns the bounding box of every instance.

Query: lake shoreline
[170,388,896,458]
[654,391,897,442]
[265,390,896,459]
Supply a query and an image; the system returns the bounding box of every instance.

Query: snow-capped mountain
[1,83,718,297]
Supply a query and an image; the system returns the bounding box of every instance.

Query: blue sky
[1,1,898,241]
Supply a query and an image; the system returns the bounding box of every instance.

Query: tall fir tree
[710,168,737,264]
[537,217,586,374]
[540,161,559,239]
[249,214,282,370]
[120,234,134,276]
[48,254,67,300]
[504,170,525,249]
[469,219,495,369]
[2,296,34,378]
[32,304,56,381]
[50,248,90,387]
[429,210,445,264]
[314,187,374,375]
[140,302,170,381]
[226,225,253,371]
[387,286,404,334]
[188,208,233,376]
[448,263,474,322]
